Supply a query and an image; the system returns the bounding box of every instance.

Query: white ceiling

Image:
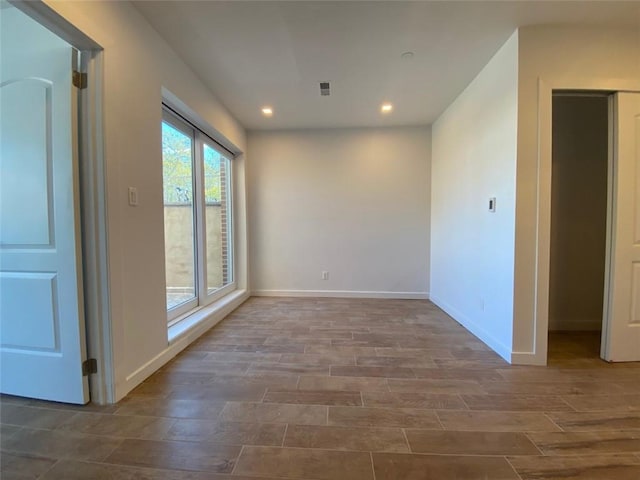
[133,1,639,130]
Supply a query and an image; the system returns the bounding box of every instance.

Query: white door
[602,92,640,362]
[0,5,89,403]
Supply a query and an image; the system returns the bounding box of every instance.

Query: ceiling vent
[319,81,330,96]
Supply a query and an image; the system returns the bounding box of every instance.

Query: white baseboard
[511,350,547,365]
[429,294,512,363]
[115,289,250,402]
[251,289,430,300]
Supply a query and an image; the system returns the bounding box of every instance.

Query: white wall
[430,32,518,361]
[248,127,430,298]
[549,95,608,331]
[44,0,249,401]
[513,26,640,361]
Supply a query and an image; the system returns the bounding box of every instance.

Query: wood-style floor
[2,297,640,479]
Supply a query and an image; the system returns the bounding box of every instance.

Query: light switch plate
[489,197,496,212]
[128,187,139,206]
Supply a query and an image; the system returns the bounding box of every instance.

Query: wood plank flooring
[2,297,640,479]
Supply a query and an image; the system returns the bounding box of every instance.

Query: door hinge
[73,70,87,89]
[82,358,97,376]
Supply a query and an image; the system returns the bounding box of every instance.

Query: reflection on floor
[2,297,639,479]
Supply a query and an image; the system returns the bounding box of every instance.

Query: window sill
[168,288,248,344]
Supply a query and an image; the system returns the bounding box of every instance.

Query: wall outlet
[321,271,329,280]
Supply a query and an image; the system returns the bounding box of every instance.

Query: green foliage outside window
[162,122,222,204]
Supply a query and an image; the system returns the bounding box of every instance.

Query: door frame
[533,77,640,365]
[10,0,114,403]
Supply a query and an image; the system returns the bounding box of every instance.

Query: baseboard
[511,350,546,365]
[429,294,512,363]
[115,289,250,402]
[251,289,430,300]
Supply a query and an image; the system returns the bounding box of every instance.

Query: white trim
[9,0,114,404]
[510,351,545,366]
[162,87,242,157]
[117,289,249,402]
[251,289,429,300]
[533,77,640,367]
[430,294,512,363]
[80,49,114,404]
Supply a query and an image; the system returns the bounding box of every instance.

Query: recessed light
[381,103,393,113]
[261,107,273,117]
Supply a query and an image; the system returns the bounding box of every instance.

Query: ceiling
[133,1,639,130]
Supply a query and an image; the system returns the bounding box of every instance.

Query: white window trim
[162,104,236,326]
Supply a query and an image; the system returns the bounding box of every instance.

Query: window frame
[162,105,236,325]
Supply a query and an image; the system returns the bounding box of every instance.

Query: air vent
[320,81,330,96]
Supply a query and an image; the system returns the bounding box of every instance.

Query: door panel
[602,92,640,362]
[0,79,54,246]
[0,5,89,403]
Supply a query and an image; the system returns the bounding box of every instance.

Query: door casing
[533,77,640,365]
[9,0,113,403]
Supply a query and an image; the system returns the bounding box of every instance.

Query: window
[162,106,234,323]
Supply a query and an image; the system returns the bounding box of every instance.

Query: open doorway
[0,0,112,403]
[548,93,609,363]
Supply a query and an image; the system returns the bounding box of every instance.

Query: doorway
[548,93,609,362]
[0,1,111,404]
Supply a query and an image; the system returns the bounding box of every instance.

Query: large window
[162,106,234,323]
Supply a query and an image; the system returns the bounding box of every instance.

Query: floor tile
[263,389,362,406]
[220,402,327,425]
[330,365,416,379]
[0,404,77,429]
[460,394,574,411]
[355,356,436,368]
[283,424,409,452]
[141,371,219,386]
[41,459,282,480]
[374,347,453,358]
[412,368,503,381]
[387,378,486,394]
[0,451,57,479]
[482,380,640,396]
[1,428,122,461]
[562,394,640,412]
[165,420,285,446]
[436,410,561,432]
[5,298,639,480]
[508,454,640,480]
[547,411,640,431]
[372,452,519,480]
[329,406,441,428]
[527,430,640,455]
[279,353,356,365]
[305,345,378,356]
[164,360,250,375]
[56,412,175,439]
[166,384,266,402]
[297,375,389,392]
[405,429,541,455]
[104,438,241,473]
[248,363,330,375]
[362,391,466,410]
[113,397,225,419]
[233,446,374,480]
[0,424,22,438]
